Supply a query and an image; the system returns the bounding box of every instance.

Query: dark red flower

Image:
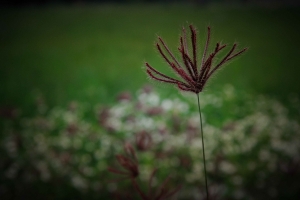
[98,107,116,132]
[145,25,247,93]
[66,123,78,135]
[135,131,152,151]
[141,84,153,94]
[146,106,163,116]
[117,91,132,102]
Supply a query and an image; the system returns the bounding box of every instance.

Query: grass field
[1,3,300,110]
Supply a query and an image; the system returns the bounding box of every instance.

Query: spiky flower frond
[146,25,247,94]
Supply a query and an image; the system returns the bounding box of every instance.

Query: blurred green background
[1,1,300,200]
[1,1,300,109]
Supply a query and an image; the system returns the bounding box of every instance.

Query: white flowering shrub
[0,85,299,199]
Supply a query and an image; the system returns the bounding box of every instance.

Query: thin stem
[131,178,149,200]
[196,94,209,200]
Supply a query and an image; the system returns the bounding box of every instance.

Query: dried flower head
[108,143,139,179]
[130,168,182,200]
[148,169,182,200]
[145,25,247,93]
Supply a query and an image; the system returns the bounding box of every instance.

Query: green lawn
[1,4,300,109]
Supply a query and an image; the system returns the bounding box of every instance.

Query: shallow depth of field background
[1,0,300,199]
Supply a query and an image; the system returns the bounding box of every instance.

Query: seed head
[146,25,247,93]
[108,143,139,179]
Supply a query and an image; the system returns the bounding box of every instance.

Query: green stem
[196,94,209,200]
